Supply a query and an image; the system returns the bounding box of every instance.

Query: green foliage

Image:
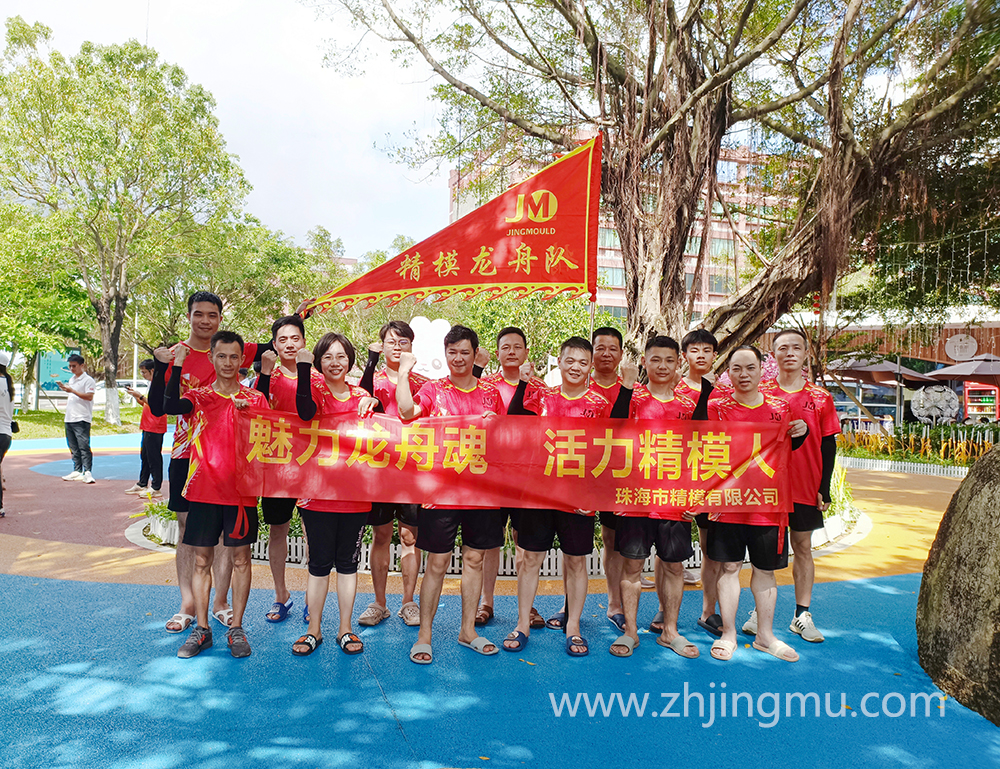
[11,408,144,439]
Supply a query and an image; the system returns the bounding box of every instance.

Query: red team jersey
[258,365,326,413]
[589,376,622,406]
[298,384,373,513]
[482,372,547,412]
[674,377,730,404]
[139,403,168,434]
[413,378,505,418]
[708,391,796,527]
[182,384,268,508]
[165,341,259,460]
[760,379,840,506]
[373,368,429,418]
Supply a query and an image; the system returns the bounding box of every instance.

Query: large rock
[916,446,1000,726]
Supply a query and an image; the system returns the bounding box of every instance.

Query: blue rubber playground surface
[2,572,998,769]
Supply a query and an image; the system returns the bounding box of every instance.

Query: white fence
[837,456,969,478]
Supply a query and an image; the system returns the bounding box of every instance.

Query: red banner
[234,408,792,515]
[306,135,602,313]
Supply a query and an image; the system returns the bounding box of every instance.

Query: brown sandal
[529,607,545,629]
[474,604,494,626]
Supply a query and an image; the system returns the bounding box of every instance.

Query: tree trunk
[93,291,127,426]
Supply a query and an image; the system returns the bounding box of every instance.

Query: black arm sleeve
[295,362,318,421]
[692,378,712,421]
[791,425,809,451]
[473,364,484,379]
[819,434,837,503]
[611,386,632,418]
[251,341,274,363]
[359,350,380,396]
[148,359,168,417]
[254,374,270,401]
[507,380,537,415]
[163,363,193,415]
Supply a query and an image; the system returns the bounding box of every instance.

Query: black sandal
[292,634,323,656]
[338,632,364,655]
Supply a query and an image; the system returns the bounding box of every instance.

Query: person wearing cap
[57,354,96,484]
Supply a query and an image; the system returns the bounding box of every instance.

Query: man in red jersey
[396,325,506,664]
[256,315,326,624]
[357,320,427,627]
[164,331,269,659]
[706,346,808,663]
[150,292,266,635]
[609,336,704,659]
[501,336,631,657]
[475,326,548,630]
[587,326,631,633]
[756,329,840,643]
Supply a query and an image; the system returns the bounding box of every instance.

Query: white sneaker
[742,608,758,635]
[146,487,163,498]
[790,611,825,643]
[82,471,96,484]
[62,471,83,482]
[124,483,145,494]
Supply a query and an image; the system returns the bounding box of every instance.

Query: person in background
[124,359,167,498]
[58,354,96,484]
[0,351,13,517]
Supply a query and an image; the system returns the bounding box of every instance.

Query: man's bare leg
[698,526,721,623]
[749,566,797,660]
[564,554,588,654]
[370,522,393,609]
[230,545,252,629]
[715,561,742,656]
[413,552,451,661]
[211,543,233,621]
[169,511,197,631]
[790,530,815,609]
[191,545,215,630]
[612,557,643,655]
[480,546,500,617]
[504,549,545,649]
[399,523,420,605]
[459,547,494,650]
[265,521,291,619]
[601,524,624,622]
[657,561,697,656]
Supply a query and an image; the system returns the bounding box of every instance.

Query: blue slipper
[503,630,529,652]
[546,611,567,631]
[566,634,589,657]
[265,598,293,623]
[303,605,310,624]
[608,613,626,633]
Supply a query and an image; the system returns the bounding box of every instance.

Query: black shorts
[598,510,618,531]
[167,458,189,513]
[616,517,694,563]
[415,507,506,554]
[695,512,710,530]
[367,502,420,528]
[299,509,368,577]
[183,501,259,548]
[261,496,296,526]
[705,521,788,571]
[789,503,824,532]
[518,510,595,557]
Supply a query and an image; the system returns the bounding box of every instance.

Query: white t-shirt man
[64,371,96,423]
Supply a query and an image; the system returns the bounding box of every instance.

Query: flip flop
[648,611,664,633]
[474,604,494,627]
[502,630,529,652]
[212,607,233,628]
[697,613,724,638]
[292,634,323,656]
[165,613,195,634]
[657,634,700,658]
[529,607,546,629]
[338,632,364,655]
[458,636,499,656]
[265,598,293,623]
[752,639,799,662]
[409,642,433,665]
[546,611,567,631]
[609,634,638,657]
[607,613,626,633]
[566,635,589,657]
[710,638,737,661]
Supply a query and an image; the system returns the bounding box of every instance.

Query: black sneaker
[227,626,252,658]
[178,626,213,658]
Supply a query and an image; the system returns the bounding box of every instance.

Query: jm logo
[505,190,558,223]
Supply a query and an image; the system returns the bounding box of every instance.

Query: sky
[11,0,449,260]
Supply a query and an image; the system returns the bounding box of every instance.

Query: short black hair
[313,332,356,372]
[560,336,593,357]
[726,345,763,366]
[592,326,623,347]
[496,326,528,348]
[772,328,809,347]
[210,330,244,352]
[187,291,223,313]
[67,354,85,366]
[681,328,718,352]
[271,315,306,341]
[444,324,479,351]
[379,320,415,342]
[644,335,680,355]
[139,358,155,371]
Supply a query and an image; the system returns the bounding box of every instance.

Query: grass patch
[12,408,149,439]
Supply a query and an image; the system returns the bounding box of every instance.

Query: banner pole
[589,300,596,338]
